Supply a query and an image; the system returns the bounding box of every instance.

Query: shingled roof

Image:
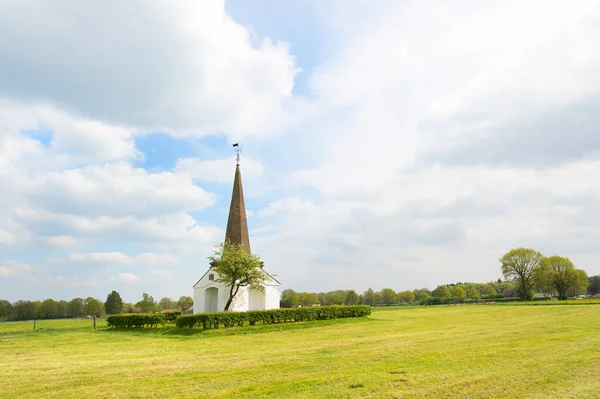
[224,163,251,254]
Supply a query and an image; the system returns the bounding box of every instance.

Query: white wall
[264,284,280,310]
[193,268,280,313]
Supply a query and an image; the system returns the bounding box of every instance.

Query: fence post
[94,315,96,330]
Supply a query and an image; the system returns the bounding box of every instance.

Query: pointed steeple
[224,162,251,254]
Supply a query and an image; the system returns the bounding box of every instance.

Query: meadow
[1,304,599,398]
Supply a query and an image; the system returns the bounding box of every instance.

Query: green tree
[57,300,68,318]
[325,291,345,305]
[454,286,466,299]
[397,290,415,304]
[67,298,84,318]
[135,293,160,313]
[537,256,581,299]
[84,297,104,317]
[177,296,194,313]
[364,288,375,305]
[483,284,497,297]
[417,291,430,303]
[104,290,124,315]
[159,297,177,310]
[570,269,589,296]
[13,300,37,320]
[38,299,58,319]
[299,292,319,306]
[589,275,600,295]
[500,247,544,300]
[0,300,13,319]
[345,290,360,305]
[381,288,396,305]
[280,289,300,308]
[208,240,267,311]
[433,285,451,298]
[468,287,480,299]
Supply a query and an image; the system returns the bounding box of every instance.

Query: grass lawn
[1,304,599,398]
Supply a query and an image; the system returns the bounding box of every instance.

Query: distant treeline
[280,275,600,308]
[0,291,194,322]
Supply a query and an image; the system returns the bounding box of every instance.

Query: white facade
[193,268,280,313]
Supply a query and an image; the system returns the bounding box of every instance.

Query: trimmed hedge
[176,305,372,330]
[106,313,164,328]
[163,310,182,322]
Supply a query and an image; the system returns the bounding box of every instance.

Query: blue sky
[1,0,600,303]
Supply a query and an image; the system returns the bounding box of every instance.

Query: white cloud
[0,260,33,278]
[0,1,298,138]
[45,235,76,249]
[0,228,15,246]
[0,98,140,165]
[249,0,600,291]
[24,162,216,218]
[69,252,134,265]
[175,156,264,182]
[258,197,317,218]
[135,253,179,266]
[116,273,139,283]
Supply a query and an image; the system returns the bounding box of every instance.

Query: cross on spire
[233,143,241,165]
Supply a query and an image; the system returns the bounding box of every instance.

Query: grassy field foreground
[1,305,599,398]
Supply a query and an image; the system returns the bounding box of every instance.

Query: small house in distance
[193,158,280,313]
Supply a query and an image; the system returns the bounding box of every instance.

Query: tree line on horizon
[0,291,194,322]
[2,247,599,320]
[281,247,598,308]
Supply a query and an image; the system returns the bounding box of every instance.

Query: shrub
[163,310,182,322]
[175,305,372,330]
[106,313,164,328]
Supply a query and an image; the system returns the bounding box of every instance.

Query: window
[209,274,214,281]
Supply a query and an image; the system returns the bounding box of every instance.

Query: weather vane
[232,143,242,165]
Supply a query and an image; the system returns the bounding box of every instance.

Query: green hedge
[106,313,165,328]
[163,310,182,322]
[176,305,372,330]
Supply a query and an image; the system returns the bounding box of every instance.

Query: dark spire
[224,163,251,253]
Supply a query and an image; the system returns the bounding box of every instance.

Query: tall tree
[500,247,544,300]
[397,290,415,304]
[588,275,600,295]
[105,291,124,315]
[135,293,159,313]
[433,285,451,298]
[364,288,375,305]
[417,291,430,303]
[345,290,360,305]
[570,269,589,296]
[177,296,194,313]
[38,299,58,319]
[537,256,580,298]
[57,300,68,318]
[299,292,319,306]
[0,299,13,319]
[159,297,177,310]
[67,298,84,318]
[483,284,497,297]
[325,291,345,305]
[381,288,397,305]
[280,289,300,308]
[84,297,104,317]
[454,286,466,299]
[468,287,480,299]
[208,240,267,311]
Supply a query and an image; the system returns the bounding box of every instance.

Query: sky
[1,0,600,303]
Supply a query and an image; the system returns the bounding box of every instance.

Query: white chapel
[193,157,280,313]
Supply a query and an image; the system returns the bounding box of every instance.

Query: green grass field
[2,304,599,398]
